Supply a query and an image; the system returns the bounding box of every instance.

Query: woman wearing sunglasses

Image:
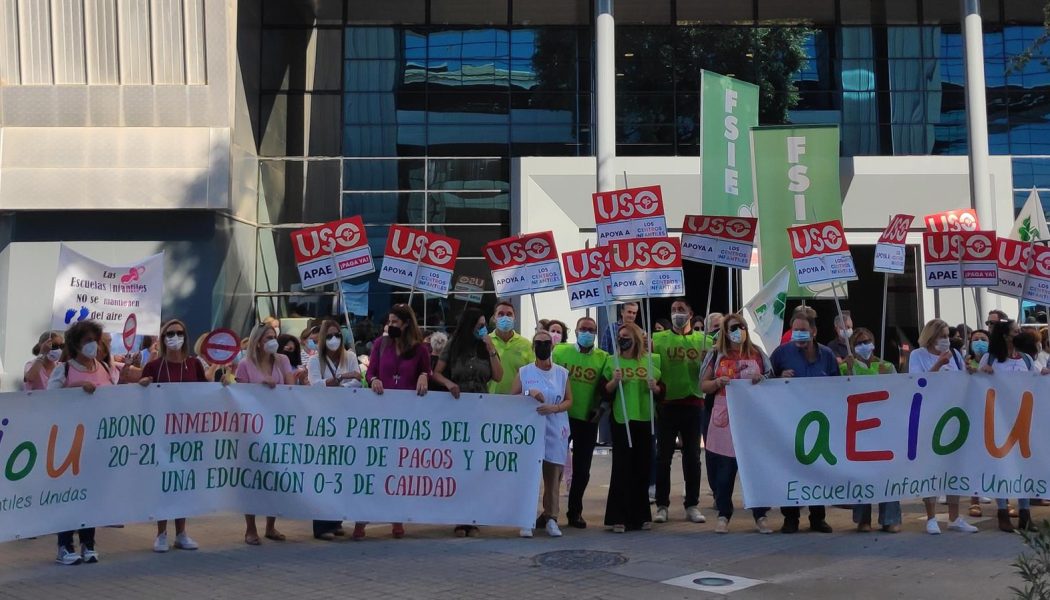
[24,330,64,391]
[699,314,772,534]
[138,319,207,553]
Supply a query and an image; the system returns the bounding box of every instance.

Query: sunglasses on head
[164,330,185,338]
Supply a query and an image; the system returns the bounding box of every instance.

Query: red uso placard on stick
[680,215,757,269]
[592,185,668,245]
[874,214,914,274]
[1024,245,1050,304]
[483,231,564,297]
[290,216,374,288]
[990,237,1034,299]
[607,237,684,299]
[922,230,997,288]
[562,247,611,310]
[787,220,857,286]
[924,209,979,233]
[201,328,241,366]
[378,226,460,296]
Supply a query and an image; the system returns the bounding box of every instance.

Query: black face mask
[387,326,402,339]
[279,350,300,367]
[950,338,964,351]
[618,337,634,351]
[534,341,553,361]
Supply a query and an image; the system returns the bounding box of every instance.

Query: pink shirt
[48,359,117,390]
[705,351,765,458]
[23,359,52,391]
[235,354,294,385]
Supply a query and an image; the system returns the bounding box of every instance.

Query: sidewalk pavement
[0,449,1028,599]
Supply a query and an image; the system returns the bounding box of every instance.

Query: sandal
[264,530,286,541]
[392,523,405,539]
[969,504,982,518]
[244,533,261,546]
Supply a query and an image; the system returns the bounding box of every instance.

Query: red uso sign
[607,237,684,299]
[484,232,556,269]
[484,231,564,297]
[683,215,758,243]
[924,209,979,233]
[788,220,849,259]
[562,247,611,310]
[1024,245,1050,304]
[990,237,1034,298]
[878,214,914,245]
[592,185,668,244]
[379,225,461,296]
[290,216,374,288]
[922,230,997,288]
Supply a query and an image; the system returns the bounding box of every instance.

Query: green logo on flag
[1019,216,1036,242]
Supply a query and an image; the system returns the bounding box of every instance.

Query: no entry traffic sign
[122,314,138,351]
[201,328,241,365]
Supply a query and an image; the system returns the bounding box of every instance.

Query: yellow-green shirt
[489,332,534,394]
[552,343,609,420]
[602,354,662,424]
[652,329,706,401]
[839,358,897,376]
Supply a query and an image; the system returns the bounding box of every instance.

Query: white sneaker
[519,528,533,538]
[153,533,169,553]
[948,517,979,533]
[755,517,773,534]
[545,519,562,538]
[925,517,942,535]
[686,506,707,523]
[654,506,669,523]
[174,532,199,550]
[715,516,729,534]
[56,547,82,565]
[80,544,99,564]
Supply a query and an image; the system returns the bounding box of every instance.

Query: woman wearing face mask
[837,328,902,533]
[137,319,207,552]
[300,325,320,365]
[235,322,296,545]
[512,330,573,538]
[305,320,361,541]
[908,318,978,535]
[359,304,430,540]
[978,320,1037,532]
[602,323,663,533]
[48,320,113,566]
[546,319,569,346]
[699,314,772,534]
[25,331,64,391]
[277,334,310,385]
[966,329,990,371]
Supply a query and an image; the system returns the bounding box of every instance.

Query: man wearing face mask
[600,302,639,354]
[769,312,839,534]
[651,298,708,525]
[488,300,535,395]
[827,312,854,362]
[553,317,608,529]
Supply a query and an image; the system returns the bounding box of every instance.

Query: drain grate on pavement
[533,550,628,570]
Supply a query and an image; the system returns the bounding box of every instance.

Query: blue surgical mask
[474,326,488,340]
[791,330,812,344]
[854,343,875,360]
[576,331,595,349]
[496,316,514,332]
[972,340,989,356]
[306,339,317,352]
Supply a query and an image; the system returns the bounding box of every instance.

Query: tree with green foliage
[1011,1,1050,71]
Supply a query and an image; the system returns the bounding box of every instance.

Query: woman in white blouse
[307,319,362,389]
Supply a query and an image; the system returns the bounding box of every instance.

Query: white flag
[1012,189,1050,242]
[743,267,790,355]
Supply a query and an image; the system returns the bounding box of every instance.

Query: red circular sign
[201,328,241,366]
[122,314,138,350]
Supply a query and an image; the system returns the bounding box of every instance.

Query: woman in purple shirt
[357,304,431,540]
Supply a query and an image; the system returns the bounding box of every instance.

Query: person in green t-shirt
[601,322,663,532]
[552,316,608,529]
[651,298,707,525]
[487,299,535,394]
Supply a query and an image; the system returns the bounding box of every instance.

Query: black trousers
[313,520,342,537]
[567,418,598,519]
[604,421,653,529]
[57,528,94,550]
[655,402,702,509]
[780,505,827,523]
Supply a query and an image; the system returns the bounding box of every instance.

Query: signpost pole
[644,296,656,435]
[956,238,971,358]
[530,294,542,332]
[704,266,716,329]
[329,250,354,332]
[829,278,852,359]
[406,251,425,308]
[880,273,889,362]
[605,304,632,448]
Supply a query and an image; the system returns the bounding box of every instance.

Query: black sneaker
[809,520,833,533]
[780,519,800,534]
[567,514,588,529]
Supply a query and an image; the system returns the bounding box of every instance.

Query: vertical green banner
[700,71,760,217]
[751,125,843,297]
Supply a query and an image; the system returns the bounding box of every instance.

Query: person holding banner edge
[769,311,838,534]
[488,300,534,395]
[48,319,114,565]
[138,319,206,552]
[552,317,609,529]
[235,322,297,545]
[908,318,979,535]
[652,298,707,525]
[602,322,663,533]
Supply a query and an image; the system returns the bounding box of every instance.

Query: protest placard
[787,220,857,286]
[607,237,684,299]
[680,215,757,269]
[592,186,667,245]
[290,216,374,289]
[483,232,564,297]
[922,230,998,288]
[990,237,1034,299]
[378,226,460,296]
[924,208,979,233]
[873,214,914,274]
[561,247,611,310]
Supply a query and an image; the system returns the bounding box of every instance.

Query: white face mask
[81,341,98,359]
[326,336,342,352]
[935,338,951,353]
[46,349,62,362]
[264,339,280,355]
[841,328,854,339]
[164,335,184,351]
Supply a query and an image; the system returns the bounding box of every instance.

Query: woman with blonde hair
[24,330,63,391]
[908,318,978,535]
[234,322,297,545]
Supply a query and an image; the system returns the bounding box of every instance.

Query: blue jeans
[706,451,768,521]
[852,502,901,526]
[997,498,1031,510]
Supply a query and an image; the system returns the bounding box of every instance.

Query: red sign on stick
[922,230,997,288]
[122,313,138,351]
[607,237,684,299]
[378,225,461,296]
[924,209,979,233]
[874,214,914,274]
[591,185,668,245]
[878,214,915,245]
[290,216,374,289]
[786,220,857,286]
[991,238,1035,299]
[561,247,611,310]
[483,231,564,297]
[200,328,241,366]
[680,215,757,269]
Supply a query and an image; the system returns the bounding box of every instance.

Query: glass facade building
[252,0,1049,327]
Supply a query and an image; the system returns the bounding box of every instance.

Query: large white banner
[0,385,544,542]
[729,373,1048,508]
[51,246,164,336]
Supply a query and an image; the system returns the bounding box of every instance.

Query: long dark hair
[388,304,423,356]
[277,334,302,368]
[987,320,1013,364]
[448,308,486,362]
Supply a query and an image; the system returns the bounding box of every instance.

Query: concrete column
[961,0,992,317]
[595,0,616,193]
